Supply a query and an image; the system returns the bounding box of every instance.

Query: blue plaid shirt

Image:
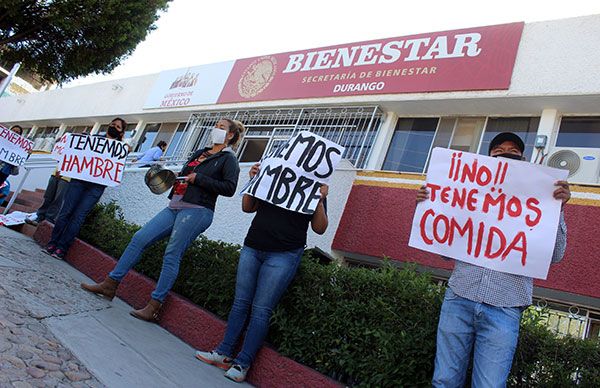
[447,211,567,307]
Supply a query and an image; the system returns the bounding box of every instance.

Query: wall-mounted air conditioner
[546,147,600,184]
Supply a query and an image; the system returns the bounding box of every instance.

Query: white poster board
[241,131,345,214]
[0,125,33,166]
[52,134,128,187]
[409,147,568,279]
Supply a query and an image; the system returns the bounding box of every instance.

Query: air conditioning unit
[546,147,600,184]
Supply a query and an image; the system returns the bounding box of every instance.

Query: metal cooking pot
[144,164,177,195]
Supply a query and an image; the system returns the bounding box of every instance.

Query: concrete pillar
[55,123,67,139]
[534,109,561,162]
[365,111,398,170]
[28,125,38,139]
[90,122,101,135]
[130,120,146,151]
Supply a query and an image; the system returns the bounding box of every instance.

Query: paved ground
[0,226,249,388]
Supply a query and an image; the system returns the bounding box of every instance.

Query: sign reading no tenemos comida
[409,147,568,279]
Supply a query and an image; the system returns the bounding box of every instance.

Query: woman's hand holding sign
[553,180,571,208]
[249,162,260,178]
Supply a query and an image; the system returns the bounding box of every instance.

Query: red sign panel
[217,22,524,103]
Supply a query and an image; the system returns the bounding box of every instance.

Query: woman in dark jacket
[81,119,244,321]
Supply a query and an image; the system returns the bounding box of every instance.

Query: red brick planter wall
[34,222,339,388]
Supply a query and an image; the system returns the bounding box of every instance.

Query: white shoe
[195,350,232,370]
[224,364,249,383]
[25,213,38,226]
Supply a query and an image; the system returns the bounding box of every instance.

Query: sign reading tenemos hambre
[52,134,129,187]
[241,131,344,214]
[0,125,33,166]
[409,147,568,279]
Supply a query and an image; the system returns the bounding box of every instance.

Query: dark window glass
[556,117,600,148]
[136,123,161,153]
[382,118,439,173]
[480,117,540,160]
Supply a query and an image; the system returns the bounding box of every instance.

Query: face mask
[210,128,227,145]
[107,125,122,139]
[493,152,523,161]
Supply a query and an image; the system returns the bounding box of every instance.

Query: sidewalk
[0,226,250,388]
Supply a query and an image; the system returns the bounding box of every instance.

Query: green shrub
[79,202,600,387]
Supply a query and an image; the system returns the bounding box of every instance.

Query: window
[450,117,486,153]
[556,117,600,148]
[164,123,187,157]
[136,123,161,153]
[480,117,539,160]
[382,118,439,173]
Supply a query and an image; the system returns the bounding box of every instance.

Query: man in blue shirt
[135,141,167,167]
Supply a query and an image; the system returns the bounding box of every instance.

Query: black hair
[157,140,168,148]
[10,125,23,135]
[110,117,127,140]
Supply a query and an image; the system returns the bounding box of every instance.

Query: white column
[55,123,67,139]
[365,111,398,170]
[130,120,146,151]
[90,122,101,135]
[536,109,561,156]
[28,125,38,139]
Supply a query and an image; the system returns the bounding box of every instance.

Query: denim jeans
[216,245,304,368]
[49,179,105,252]
[37,175,69,222]
[432,288,522,388]
[109,207,213,302]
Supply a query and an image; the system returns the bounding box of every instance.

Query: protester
[43,118,127,260]
[0,180,10,207]
[415,132,570,388]
[0,125,24,186]
[194,163,329,383]
[25,169,70,225]
[81,119,245,322]
[134,140,168,167]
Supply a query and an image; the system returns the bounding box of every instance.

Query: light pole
[0,63,21,97]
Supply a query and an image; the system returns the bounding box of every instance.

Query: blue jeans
[216,246,304,368]
[432,288,522,388]
[109,207,213,302]
[49,179,105,252]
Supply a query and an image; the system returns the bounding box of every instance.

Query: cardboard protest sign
[241,131,344,214]
[0,125,33,166]
[409,147,568,279]
[0,211,32,226]
[52,134,129,187]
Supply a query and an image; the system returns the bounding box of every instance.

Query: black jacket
[168,147,240,210]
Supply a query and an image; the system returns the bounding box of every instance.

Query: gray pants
[37,175,69,223]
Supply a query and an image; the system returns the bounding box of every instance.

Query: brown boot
[81,277,119,301]
[130,299,162,322]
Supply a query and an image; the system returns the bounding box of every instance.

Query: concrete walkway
[0,226,250,388]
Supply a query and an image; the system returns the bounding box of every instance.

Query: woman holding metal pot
[81,119,245,321]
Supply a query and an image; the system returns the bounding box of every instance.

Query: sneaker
[51,249,66,260]
[42,244,56,255]
[195,350,232,370]
[25,213,39,226]
[224,364,249,383]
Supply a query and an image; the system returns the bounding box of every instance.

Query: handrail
[3,158,58,215]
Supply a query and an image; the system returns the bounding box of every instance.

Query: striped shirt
[447,211,567,307]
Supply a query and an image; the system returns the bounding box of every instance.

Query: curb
[33,221,340,388]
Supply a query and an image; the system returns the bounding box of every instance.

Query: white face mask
[210,128,227,145]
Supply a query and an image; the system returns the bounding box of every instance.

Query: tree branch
[0,25,42,46]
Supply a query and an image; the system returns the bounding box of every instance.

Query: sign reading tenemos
[0,125,33,166]
[52,134,129,187]
[241,131,344,214]
[218,22,524,103]
[409,148,567,280]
